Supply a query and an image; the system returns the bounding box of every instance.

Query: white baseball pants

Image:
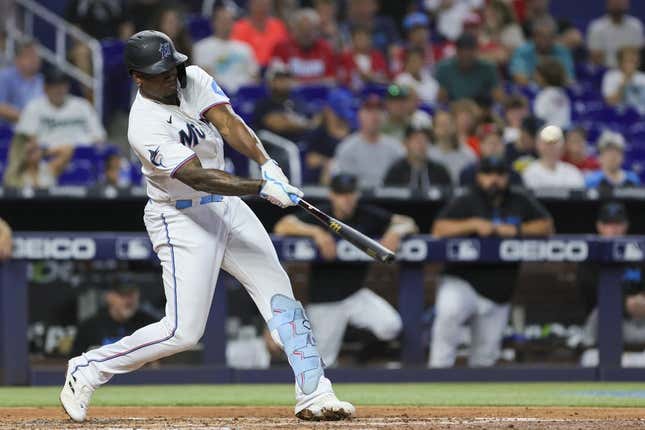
[430,276,510,367]
[306,288,403,366]
[69,196,334,403]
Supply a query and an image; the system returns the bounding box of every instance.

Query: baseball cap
[456,33,478,50]
[403,12,429,31]
[463,12,482,28]
[44,67,70,85]
[330,174,358,194]
[265,60,292,80]
[385,84,410,100]
[326,88,357,128]
[597,130,626,152]
[477,156,510,174]
[360,93,383,110]
[539,125,564,143]
[598,202,628,223]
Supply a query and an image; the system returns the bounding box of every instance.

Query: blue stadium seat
[292,84,331,115]
[58,159,96,185]
[231,84,268,123]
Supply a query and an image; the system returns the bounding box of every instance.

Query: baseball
[539,125,564,142]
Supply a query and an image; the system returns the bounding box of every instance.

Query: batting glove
[261,159,290,184]
[260,179,303,208]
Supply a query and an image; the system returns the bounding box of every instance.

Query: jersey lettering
[179,123,206,148]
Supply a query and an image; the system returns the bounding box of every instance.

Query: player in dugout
[430,155,554,367]
[274,173,418,366]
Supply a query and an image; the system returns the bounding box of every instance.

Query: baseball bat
[297,199,396,263]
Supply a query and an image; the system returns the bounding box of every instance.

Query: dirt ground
[1,406,644,430]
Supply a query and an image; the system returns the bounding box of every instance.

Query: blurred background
[1,0,645,385]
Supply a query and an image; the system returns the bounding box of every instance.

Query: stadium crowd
[0,0,644,191]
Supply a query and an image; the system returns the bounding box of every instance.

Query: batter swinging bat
[297,199,396,263]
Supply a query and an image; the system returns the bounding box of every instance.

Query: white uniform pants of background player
[306,288,402,366]
[430,276,510,367]
[69,196,334,402]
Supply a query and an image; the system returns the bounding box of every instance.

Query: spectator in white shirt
[533,58,571,129]
[523,125,585,189]
[602,46,645,114]
[193,5,259,93]
[395,48,439,105]
[15,68,106,149]
[587,0,644,67]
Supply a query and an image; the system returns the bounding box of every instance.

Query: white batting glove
[261,159,290,184]
[260,179,303,208]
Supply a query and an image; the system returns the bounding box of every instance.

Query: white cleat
[59,370,94,422]
[295,392,355,421]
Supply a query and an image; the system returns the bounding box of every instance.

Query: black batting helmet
[124,30,188,88]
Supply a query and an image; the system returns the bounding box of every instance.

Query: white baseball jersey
[128,65,230,202]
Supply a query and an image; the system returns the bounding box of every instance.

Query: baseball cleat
[295,392,355,421]
[60,370,94,422]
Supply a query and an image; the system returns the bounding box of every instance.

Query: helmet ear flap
[177,63,187,88]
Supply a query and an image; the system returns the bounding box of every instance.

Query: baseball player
[60,31,354,422]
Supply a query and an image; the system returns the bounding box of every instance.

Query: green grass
[2,383,645,408]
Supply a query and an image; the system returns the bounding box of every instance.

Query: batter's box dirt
[1,406,644,429]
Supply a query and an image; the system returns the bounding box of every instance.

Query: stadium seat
[231,84,268,123]
[58,159,97,185]
[292,85,331,115]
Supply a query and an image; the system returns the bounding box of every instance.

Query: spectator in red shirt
[271,8,336,84]
[338,26,389,91]
[562,127,600,172]
[230,0,289,66]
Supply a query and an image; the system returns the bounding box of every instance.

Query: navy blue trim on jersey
[71,214,179,378]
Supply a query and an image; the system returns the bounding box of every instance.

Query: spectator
[562,127,600,172]
[502,95,530,145]
[126,0,166,32]
[482,0,525,54]
[587,0,644,68]
[603,46,645,114]
[313,0,342,50]
[452,99,482,156]
[395,48,439,105]
[436,34,504,105]
[390,12,439,76]
[506,115,543,173]
[424,0,484,42]
[65,0,134,40]
[338,25,389,91]
[522,125,585,189]
[0,38,43,125]
[71,283,156,357]
[253,63,316,142]
[101,152,131,188]
[533,58,572,129]
[3,138,73,188]
[0,217,12,261]
[193,5,259,93]
[381,84,432,142]
[384,125,452,191]
[274,174,416,366]
[428,110,477,184]
[430,155,553,367]
[461,11,508,66]
[578,203,645,356]
[151,5,193,60]
[14,68,106,148]
[509,15,575,85]
[271,8,336,84]
[340,0,400,56]
[303,89,355,184]
[520,0,551,38]
[586,130,640,190]
[231,0,289,66]
[460,124,523,186]
[334,94,404,189]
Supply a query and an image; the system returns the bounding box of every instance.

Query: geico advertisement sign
[13,237,96,259]
[499,240,588,262]
[336,238,428,262]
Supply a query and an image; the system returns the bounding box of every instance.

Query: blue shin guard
[268,294,323,395]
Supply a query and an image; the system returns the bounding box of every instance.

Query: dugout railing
[1,234,644,385]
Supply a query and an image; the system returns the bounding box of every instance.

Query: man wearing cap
[384,124,452,192]
[577,202,645,361]
[333,93,405,189]
[586,130,640,190]
[505,115,543,173]
[381,84,432,141]
[435,33,504,105]
[522,125,585,189]
[14,67,106,149]
[71,283,157,357]
[431,156,553,367]
[253,62,317,143]
[275,173,417,366]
